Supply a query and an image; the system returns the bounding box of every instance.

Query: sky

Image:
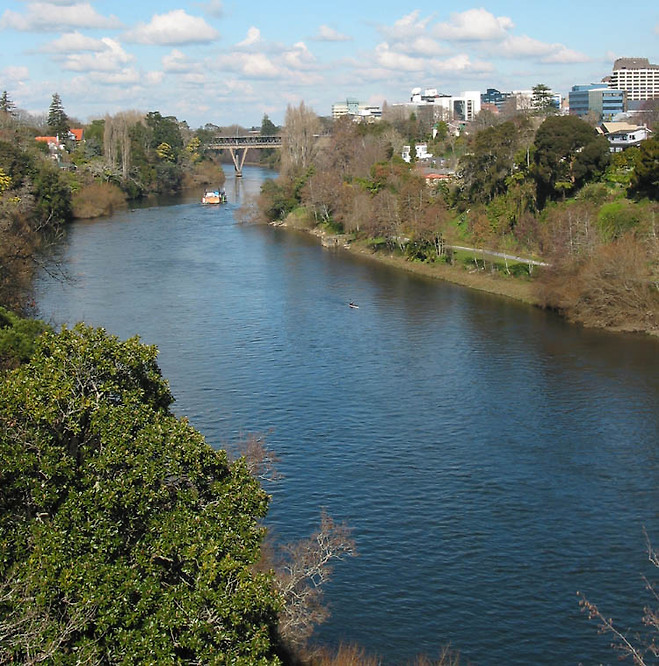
[0,0,657,129]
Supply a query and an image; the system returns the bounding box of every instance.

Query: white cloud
[199,0,224,18]
[217,52,280,78]
[61,38,133,72]
[0,2,121,32]
[374,43,426,72]
[1,65,30,82]
[434,8,514,41]
[88,68,140,85]
[41,31,106,53]
[542,46,590,64]
[496,36,589,64]
[237,27,262,47]
[123,10,219,46]
[315,25,351,42]
[393,35,448,57]
[380,11,433,41]
[162,49,199,73]
[282,42,315,69]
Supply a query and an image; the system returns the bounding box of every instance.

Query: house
[402,144,433,163]
[597,122,653,151]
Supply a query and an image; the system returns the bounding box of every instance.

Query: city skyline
[1,0,657,128]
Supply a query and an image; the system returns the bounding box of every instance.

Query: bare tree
[281,102,320,179]
[578,532,658,665]
[275,510,357,647]
[103,111,144,181]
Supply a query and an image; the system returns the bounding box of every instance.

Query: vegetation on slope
[257,104,658,335]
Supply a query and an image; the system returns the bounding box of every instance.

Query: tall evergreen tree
[0,91,16,117]
[47,92,70,140]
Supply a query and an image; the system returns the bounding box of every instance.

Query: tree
[629,136,659,200]
[579,533,658,666]
[459,120,530,204]
[0,91,16,118]
[0,325,283,664]
[274,510,356,647]
[47,93,70,141]
[532,83,556,114]
[533,115,610,206]
[261,114,279,136]
[281,102,320,179]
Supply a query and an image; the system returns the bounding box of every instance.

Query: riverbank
[273,218,659,338]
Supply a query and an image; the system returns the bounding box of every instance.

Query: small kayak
[349,302,359,309]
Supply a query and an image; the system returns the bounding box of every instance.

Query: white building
[401,144,433,163]
[332,99,382,122]
[597,122,653,152]
[404,88,481,122]
[606,58,659,102]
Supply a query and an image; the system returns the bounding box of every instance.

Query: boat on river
[201,189,227,204]
[349,301,359,309]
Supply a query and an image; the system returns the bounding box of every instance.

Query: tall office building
[606,58,659,101]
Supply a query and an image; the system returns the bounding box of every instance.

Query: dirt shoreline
[273,220,658,339]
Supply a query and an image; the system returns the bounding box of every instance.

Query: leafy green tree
[0,325,283,664]
[47,93,70,140]
[533,115,610,206]
[459,120,528,204]
[145,111,183,155]
[629,136,659,200]
[261,114,279,136]
[0,308,50,370]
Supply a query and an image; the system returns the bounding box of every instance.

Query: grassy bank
[279,218,540,305]
[274,218,657,338]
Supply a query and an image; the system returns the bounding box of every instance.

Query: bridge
[208,135,282,177]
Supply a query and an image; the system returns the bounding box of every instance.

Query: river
[35,166,659,665]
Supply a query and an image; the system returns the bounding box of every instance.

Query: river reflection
[36,166,659,665]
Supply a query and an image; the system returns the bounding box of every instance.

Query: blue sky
[1,0,657,128]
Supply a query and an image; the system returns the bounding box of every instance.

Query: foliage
[145,111,183,154]
[0,324,283,664]
[0,91,16,118]
[0,307,50,370]
[531,83,557,114]
[459,120,531,204]
[47,93,70,141]
[533,115,610,205]
[71,181,127,219]
[597,199,643,241]
[629,136,659,201]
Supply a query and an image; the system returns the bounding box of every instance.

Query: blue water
[35,167,659,665]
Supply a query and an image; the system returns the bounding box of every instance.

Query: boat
[349,301,359,309]
[201,189,227,204]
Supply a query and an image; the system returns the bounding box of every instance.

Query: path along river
[35,166,659,665]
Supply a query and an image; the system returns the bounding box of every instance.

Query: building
[410,88,481,122]
[568,84,626,121]
[480,88,513,112]
[597,122,653,152]
[606,58,659,101]
[401,144,433,163]
[332,99,382,122]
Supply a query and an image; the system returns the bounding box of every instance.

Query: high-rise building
[606,58,659,101]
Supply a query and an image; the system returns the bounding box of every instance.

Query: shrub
[72,181,127,218]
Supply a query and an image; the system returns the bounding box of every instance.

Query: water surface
[36,166,659,665]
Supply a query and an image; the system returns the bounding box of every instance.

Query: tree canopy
[533,115,610,204]
[0,324,282,664]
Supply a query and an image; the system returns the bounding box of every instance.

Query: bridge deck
[209,135,282,148]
